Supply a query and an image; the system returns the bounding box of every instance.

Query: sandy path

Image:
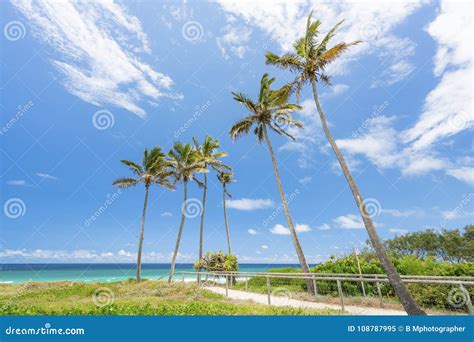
[204,286,407,315]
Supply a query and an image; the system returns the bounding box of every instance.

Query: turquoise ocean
[0,263,299,283]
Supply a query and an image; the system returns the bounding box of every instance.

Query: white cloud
[317,223,331,231]
[382,208,420,217]
[446,167,474,186]
[298,176,312,184]
[333,214,364,229]
[217,15,252,59]
[227,198,274,210]
[161,211,173,217]
[12,0,177,117]
[6,180,30,186]
[216,0,424,82]
[269,223,312,235]
[261,244,268,249]
[36,173,58,180]
[247,228,257,235]
[389,228,408,235]
[321,84,349,99]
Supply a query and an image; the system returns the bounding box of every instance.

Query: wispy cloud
[227,198,274,210]
[12,0,178,117]
[36,173,59,181]
[333,214,364,229]
[161,211,173,217]
[6,180,31,187]
[316,223,331,231]
[269,223,312,235]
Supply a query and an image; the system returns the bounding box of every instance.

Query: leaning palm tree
[193,136,230,281]
[167,142,207,282]
[113,147,174,283]
[230,73,315,294]
[265,12,425,315]
[217,171,235,254]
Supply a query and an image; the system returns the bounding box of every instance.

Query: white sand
[204,286,407,315]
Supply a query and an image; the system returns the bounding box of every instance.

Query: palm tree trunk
[136,185,149,283]
[197,173,207,283]
[168,181,187,283]
[263,125,315,294]
[310,80,426,315]
[223,184,232,255]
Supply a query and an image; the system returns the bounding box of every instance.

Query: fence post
[375,276,383,308]
[312,275,318,297]
[182,274,185,283]
[245,277,248,291]
[225,275,229,297]
[336,279,345,312]
[266,276,271,305]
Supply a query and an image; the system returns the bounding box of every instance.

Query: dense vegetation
[383,225,473,262]
[234,227,473,311]
[0,280,336,316]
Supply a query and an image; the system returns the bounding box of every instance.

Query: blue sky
[1,0,472,264]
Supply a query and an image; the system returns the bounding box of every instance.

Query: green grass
[0,280,337,316]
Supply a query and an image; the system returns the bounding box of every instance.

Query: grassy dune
[0,280,337,316]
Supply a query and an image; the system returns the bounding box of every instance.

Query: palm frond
[113,177,140,188]
[232,92,257,113]
[229,116,256,141]
[120,160,143,175]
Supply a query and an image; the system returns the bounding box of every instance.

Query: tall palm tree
[230,73,315,294]
[265,12,425,315]
[217,171,234,254]
[113,147,173,283]
[193,136,230,281]
[167,142,206,282]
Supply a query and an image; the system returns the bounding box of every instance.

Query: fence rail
[173,270,474,313]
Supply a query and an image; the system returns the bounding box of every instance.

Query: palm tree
[113,147,173,283]
[167,142,206,282]
[265,12,425,315]
[230,73,315,294]
[217,171,234,254]
[193,136,230,281]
